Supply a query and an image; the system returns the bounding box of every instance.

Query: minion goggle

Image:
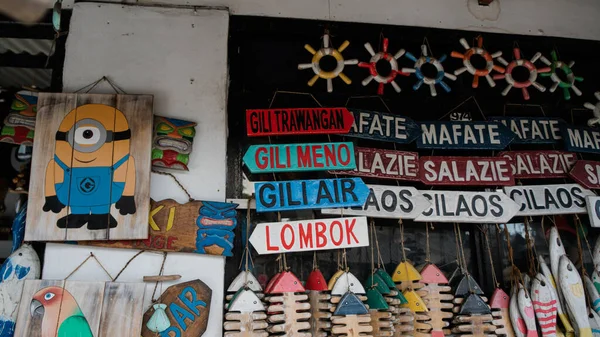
[55,118,131,153]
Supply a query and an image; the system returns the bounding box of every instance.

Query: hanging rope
[373,221,384,270]
[370,220,376,277]
[239,195,255,271]
[151,170,194,202]
[574,217,587,277]
[72,76,127,94]
[313,251,318,271]
[425,223,432,264]
[524,218,537,276]
[64,252,114,281]
[453,223,463,272]
[151,252,168,303]
[481,225,499,288]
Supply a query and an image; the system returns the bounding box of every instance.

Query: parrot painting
[0,244,40,337]
[30,286,93,337]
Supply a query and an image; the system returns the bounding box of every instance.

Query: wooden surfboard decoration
[517,287,538,337]
[559,255,593,337]
[452,293,495,337]
[510,287,527,337]
[531,273,558,337]
[540,255,575,337]
[414,263,454,337]
[490,287,516,337]
[585,275,600,314]
[331,292,373,337]
[589,309,600,337]
[306,269,332,337]
[264,271,312,337]
[224,289,268,337]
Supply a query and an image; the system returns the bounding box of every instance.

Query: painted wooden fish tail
[224,289,268,337]
[510,288,527,337]
[515,288,538,337]
[559,255,592,337]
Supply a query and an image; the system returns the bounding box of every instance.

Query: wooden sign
[243,142,356,173]
[15,279,145,337]
[333,147,419,181]
[499,151,577,179]
[346,109,421,144]
[414,190,519,223]
[569,160,600,189]
[246,107,354,136]
[141,280,212,337]
[562,125,600,154]
[503,184,595,216]
[321,185,431,219]
[586,196,600,228]
[86,199,238,256]
[489,117,563,144]
[249,217,368,254]
[26,93,153,241]
[254,178,370,212]
[420,156,514,186]
[417,121,515,150]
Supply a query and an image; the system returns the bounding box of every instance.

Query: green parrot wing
[57,314,94,337]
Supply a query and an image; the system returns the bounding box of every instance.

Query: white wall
[63,3,229,203]
[62,0,600,41]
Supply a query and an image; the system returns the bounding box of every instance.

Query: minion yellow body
[42,104,136,230]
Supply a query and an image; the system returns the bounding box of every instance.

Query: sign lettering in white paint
[249,217,368,254]
[321,185,430,219]
[414,190,519,223]
[503,184,595,216]
[586,196,600,228]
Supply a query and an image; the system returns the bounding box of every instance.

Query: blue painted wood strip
[561,125,600,154]
[489,117,564,144]
[416,121,516,150]
[254,178,370,212]
[243,142,356,173]
[345,109,421,144]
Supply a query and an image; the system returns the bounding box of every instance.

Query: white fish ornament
[146,303,170,332]
[586,275,600,314]
[0,244,40,337]
[589,309,600,337]
[531,274,558,337]
[559,255,592,337]
[540,255,575,337]
[510,287,527,337]
[517,287,538,337]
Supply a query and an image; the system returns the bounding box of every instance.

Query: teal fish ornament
[146,304,170,333]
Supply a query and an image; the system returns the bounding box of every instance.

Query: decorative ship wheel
[402,44,456,97]
[358,37,409,94]
[451,36,505,88]
[540,51,583,100]
[493,48,551,100]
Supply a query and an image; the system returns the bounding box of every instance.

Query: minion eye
[74,126,101,145]
[44,292,55,301]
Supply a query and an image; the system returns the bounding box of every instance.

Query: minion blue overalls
[53,154,129,215]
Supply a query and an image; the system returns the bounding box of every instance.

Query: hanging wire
[480,225,499,288]
[524,218,537,276]
[425,223,431,264]
[370,220,376,277]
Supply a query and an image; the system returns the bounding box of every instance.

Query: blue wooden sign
[346,109,421,144]
[416,121,515,150]
[561,125,600,154]
[488,117,564,144]
[243,142,356,173]
[254,178,370,212]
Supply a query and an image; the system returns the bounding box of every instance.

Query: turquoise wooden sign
[254,178,370,212]
[243,142,356,173]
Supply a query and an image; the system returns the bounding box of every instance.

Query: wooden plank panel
[14,279,65,336]
[108,94,153,240]
[25,93,77,241]
[62,280,106,336]
[97,282,145,337]
[65,94,117,241]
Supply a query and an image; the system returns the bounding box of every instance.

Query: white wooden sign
[249,217,368,254]
[414,190,519,223]
[321,185,430,219]
[503,184,595,216]
[587,196,600,228]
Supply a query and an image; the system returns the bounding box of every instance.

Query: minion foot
[86,214,118,230]
[57,214,88,228]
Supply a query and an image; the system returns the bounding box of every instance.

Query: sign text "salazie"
[417,121,515,149]
[246,107,354,136]
[334,147,419,181]
[499,151,576,179]
[420,156,513,186]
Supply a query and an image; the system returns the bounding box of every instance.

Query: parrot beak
[30,299,43,318]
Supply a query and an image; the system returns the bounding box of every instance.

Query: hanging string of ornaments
[297,32,600,104]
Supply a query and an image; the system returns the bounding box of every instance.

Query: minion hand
[115,196,136,215]
[43,196,65,213]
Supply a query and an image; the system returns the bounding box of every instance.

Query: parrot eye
[74,126,101,145]
[44,292,55,301]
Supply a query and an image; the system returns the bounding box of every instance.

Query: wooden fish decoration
[367,288,394,336]
[265,271,282,294]
[593,236,600,268]
[329,269,345,290]
[330,271,367,313]
[510,287,527,337]
[540,255,575,337]
[453,273,487,308]
[592,270,600,295]
[531,274,558,337]
[226,270,264,305]
[522,274,532,292]
[265,271,311,336]
[517,287,538,337]
[490,287,515,337]
[224,289,268,337]
[331,292,373,337]
[415,263,454,337]
[585,275,600,314]
[549,227,570,315]
[559,255,592,337]
[306,269,332,337]
[589,309,600,337]
[393,261,424,291]
[452,292,495,337]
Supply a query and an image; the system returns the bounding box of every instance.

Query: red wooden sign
[246,107,354,136]
[420,156,514,186]
[333,147,419,181]
[498,151,577,179]
[569,160,600,189]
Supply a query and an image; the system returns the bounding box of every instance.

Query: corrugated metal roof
[0,38,54,56]
[0,67,51,89]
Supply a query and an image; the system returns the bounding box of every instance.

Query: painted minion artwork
[151,116,196,171]
[42,104,136,230]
